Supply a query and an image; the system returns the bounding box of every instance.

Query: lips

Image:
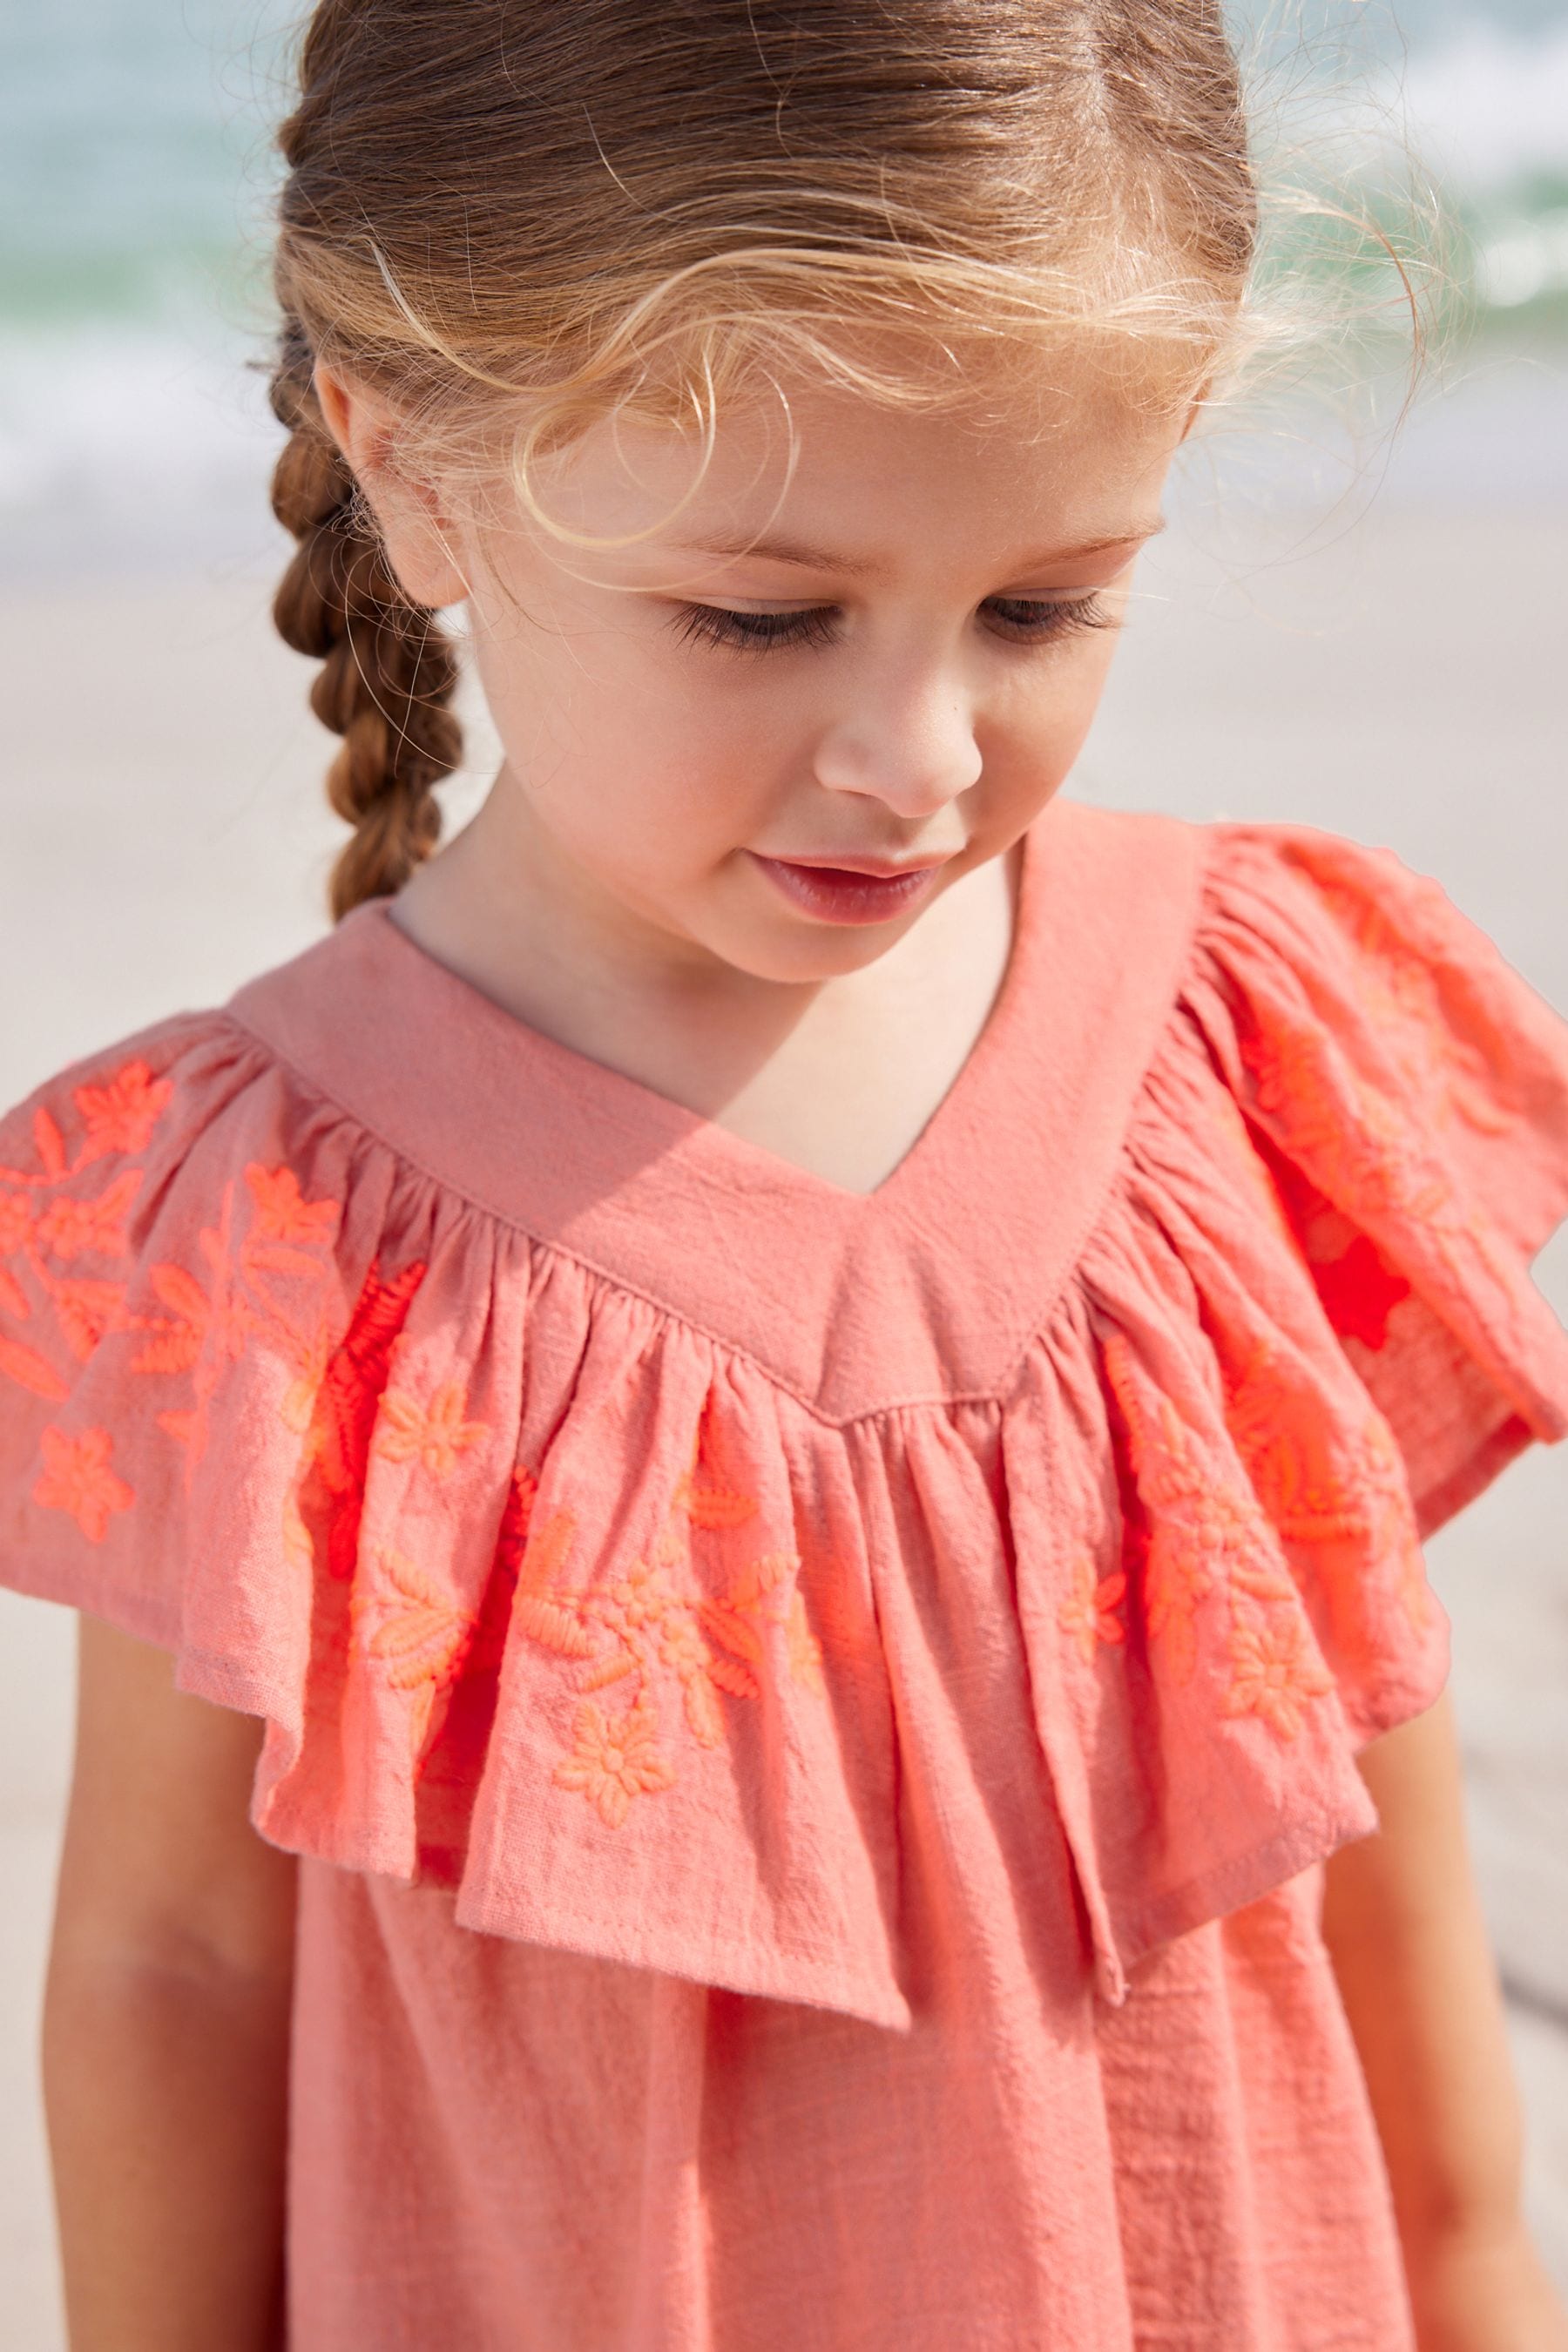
[781,854,952,879]
[748,850,952,926]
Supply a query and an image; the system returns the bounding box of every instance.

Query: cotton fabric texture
[4,796,1568,2349]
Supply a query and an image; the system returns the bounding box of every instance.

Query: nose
[811,653,983,820]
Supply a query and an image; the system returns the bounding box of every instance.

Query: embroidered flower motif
[1221,1612,1335,1740]
[34,1171,141,1263]
[1220,1334,1435,1647]
[0,1335,70,1402]
[506,1396,828,1821]
[1098,1328,1351,1734]
[1102,1333,1274,1686]
[52,1278,127,1362]
[73,1062,174,1162]
[1314,872,1514,1137]
[371,1382,489,1478]
[290,1258,429,1584]
[130,1170,352,1475]
[351,1547,476,1758]
[0,1074,167,1398]
[0,1192,33,1255]
[1239,1017,1527,1362]
[552,1696,677,1827]
[1057,1549,1128,1663]
[33,1424,134,1542]
[244,1162,341,1251]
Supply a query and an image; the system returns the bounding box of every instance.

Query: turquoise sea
[3,1,1565,572]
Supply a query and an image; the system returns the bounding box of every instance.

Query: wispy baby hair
[268,0,1258,920]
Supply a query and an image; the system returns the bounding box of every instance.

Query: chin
[708,913,928,986]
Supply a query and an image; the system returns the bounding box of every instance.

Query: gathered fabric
[4,795,1568,2348]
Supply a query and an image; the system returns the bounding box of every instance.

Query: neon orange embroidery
[34,1424,134,1541]
[34,1170,140,1263]
[1240,1017,1528,1356]
[0,1059,176,1413]
[132,1167,343,1472]
[1098,1329,1337,1736]
[0,1192,33,1255]
[72,1063,174,1162]
[552,1696,677,1827]
[1221,1611,1334,1739]
[371,1382,489,1477]
[507,1398,828,1825]
[0,1335,70,1402]
[351,1546,476,1759]
[1057,1548,1128,1663]
[1220,1333,1435,1644]
[1101,1333,1264,1686]
[292,1258,428,1583]
[1314,872,1513,1137]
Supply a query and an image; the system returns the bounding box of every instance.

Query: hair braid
[267,314,463,922]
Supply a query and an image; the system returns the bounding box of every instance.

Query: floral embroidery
[1101,1332,1279,1688]
[33,1424,134,1542]
[0,1060,174,1423]
[504,1397,828,1824]
[72,1064,175,1162]
[1222,1612,1334,1739]
[0,1335,70,1402]
[1313,871,1514,1136]
[552,1696,677,1827]
[350,1546,476,1760]
[1239,1015,1529,1358]
[1057,1548,1128,1663]
[1219,1318,1435,1643]
[291,1259,429,1582]
[1097,1330,1342,1737]
[371,1381,489,1478]
[33,1171,140,1264]
[131,1165,343,1471]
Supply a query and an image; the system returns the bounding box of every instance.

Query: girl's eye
[983,594,1118,643]
[672,604,841,653]
[668,593,1117,656]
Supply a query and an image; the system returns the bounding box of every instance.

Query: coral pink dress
[5,797,1568,2349]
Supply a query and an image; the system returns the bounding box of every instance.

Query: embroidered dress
[4,796,1568,2349]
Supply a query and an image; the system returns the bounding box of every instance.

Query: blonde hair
[268,0,1257,920]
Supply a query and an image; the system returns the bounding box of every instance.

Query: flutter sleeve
[1184,822,1568,1538]
[0,1004,915,2031]
[1005,819,1568,2002]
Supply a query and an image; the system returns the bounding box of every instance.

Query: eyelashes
[669,593,1119,657]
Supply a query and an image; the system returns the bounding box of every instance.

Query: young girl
[5,3,1568,2346]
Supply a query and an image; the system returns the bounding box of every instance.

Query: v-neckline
[228,796,1207,1414]
[373,814,1051,1216]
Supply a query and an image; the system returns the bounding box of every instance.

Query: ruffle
[1015,824,1568,2000]
[3,819,1566,2024]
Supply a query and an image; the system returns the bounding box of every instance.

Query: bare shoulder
[51,1616,297,1984]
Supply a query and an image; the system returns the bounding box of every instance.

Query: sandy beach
[2,489,1566,2342]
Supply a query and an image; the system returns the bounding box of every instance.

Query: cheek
[989,632,1124,776]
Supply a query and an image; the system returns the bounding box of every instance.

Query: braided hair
[267,316,463,922]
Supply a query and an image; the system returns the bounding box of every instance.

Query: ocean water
[2,0,1565,576]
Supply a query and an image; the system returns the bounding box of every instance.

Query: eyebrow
[667,522,1166,578]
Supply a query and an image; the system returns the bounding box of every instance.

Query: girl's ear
[312,363,470,610]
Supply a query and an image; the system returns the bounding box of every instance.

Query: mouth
[747,850,954,926]
[788,852,952,878]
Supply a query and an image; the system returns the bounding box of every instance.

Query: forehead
[530,363,1186,578]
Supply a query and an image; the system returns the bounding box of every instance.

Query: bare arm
[42,1616,298,2352]
[1321,1686,1568,2352]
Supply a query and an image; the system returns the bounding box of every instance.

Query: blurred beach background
[2,2,1566,2339]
